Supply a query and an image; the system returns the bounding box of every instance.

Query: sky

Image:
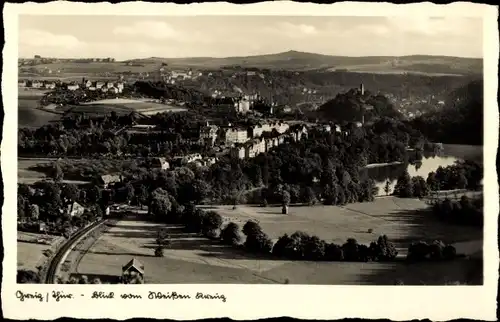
[18,15,483,60]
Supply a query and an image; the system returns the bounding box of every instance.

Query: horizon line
[18,49,483,61]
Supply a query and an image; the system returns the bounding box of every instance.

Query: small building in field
[122,258,145,284]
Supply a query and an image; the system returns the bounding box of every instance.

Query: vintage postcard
[2,1,498,320]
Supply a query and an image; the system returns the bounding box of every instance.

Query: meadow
[17,232,65,272]
[73,98,188,115]
[18,158,90,185]
[72,198,482,285]
[18,92,62,128]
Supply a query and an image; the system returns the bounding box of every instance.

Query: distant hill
[124,50,483,76]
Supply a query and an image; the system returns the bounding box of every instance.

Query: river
[363,144,483,196]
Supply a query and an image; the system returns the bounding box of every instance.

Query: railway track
[44,219,107,284]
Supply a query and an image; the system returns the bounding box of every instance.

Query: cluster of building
[199,120,292,147]
[230,123,308,159]
[80,79,125,93]
[18,79,56,89]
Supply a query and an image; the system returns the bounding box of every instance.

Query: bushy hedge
[221,222,242,246]
[17,269,41,284]
[406,240,457,262]
[184,208,462,265]
[432,196,483,227]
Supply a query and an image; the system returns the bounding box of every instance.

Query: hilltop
[124,50,482,76]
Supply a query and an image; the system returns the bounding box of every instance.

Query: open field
[18,158,90,185]
[17,232,65,272]
[73,198,482,284]
[19,92,63,128]
[202,197,482,252]
[69,98,188,115]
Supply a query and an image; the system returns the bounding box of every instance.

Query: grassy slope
[20,51,482,76]
[74,199,482,285]
[19,97,62,128]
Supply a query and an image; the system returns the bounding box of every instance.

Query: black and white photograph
[2,1,498,321]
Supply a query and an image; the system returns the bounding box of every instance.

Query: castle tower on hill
[360,83,364,95]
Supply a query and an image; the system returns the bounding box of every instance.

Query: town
[17,17,484,287]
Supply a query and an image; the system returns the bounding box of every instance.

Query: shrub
[205,228,221,240]
[371,235,398,261]
[221,222,242,246]
[242,220,262,237]
[202,211,223,234]
[67,276,79,284]
[272,233,294,258]
[406,241,430,262]
[17,269,41,284]
[303,236,327,261]
[91,278,102,284]
[261,198,268,207]
[342,238,360,261]
[324,243,344,261]
[428,240,446,261]
[183,208,206,233]
[154,246,164,257]
[244,231,273,254]
[443,245,457,260]
[79,275,89,284]
[358,244,371,262]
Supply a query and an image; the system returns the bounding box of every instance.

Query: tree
[125,183,135,205]
[191,179,211,204]
[411,176,429,198]
[304,187,317,206]
[244,231,273,254]
[341,238,360,261]
[28,204,40,220]
[149,188,173,221]
[87,186,102,204]
[384,179,391,196]
[393,170,413,198]
[221,222,241,246]
[17,269,40,283]
[202,211,223,238]
[137,185,148,209]
[370,235,398,261]
[457,172,468,189]
[51,162,64,182]
[155,228,171,257]
[242,220,262,237]
[62,183,79,203]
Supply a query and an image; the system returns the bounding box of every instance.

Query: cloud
[264,22,318,38]
[386,16,479,37]
[113,21,180,40]
[19,29,84,49]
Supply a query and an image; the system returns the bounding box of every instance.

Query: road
[44,219,107,284]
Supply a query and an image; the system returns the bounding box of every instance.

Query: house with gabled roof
[66,201,85,217]
[122,258,145,284]
[97,174,121,189]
